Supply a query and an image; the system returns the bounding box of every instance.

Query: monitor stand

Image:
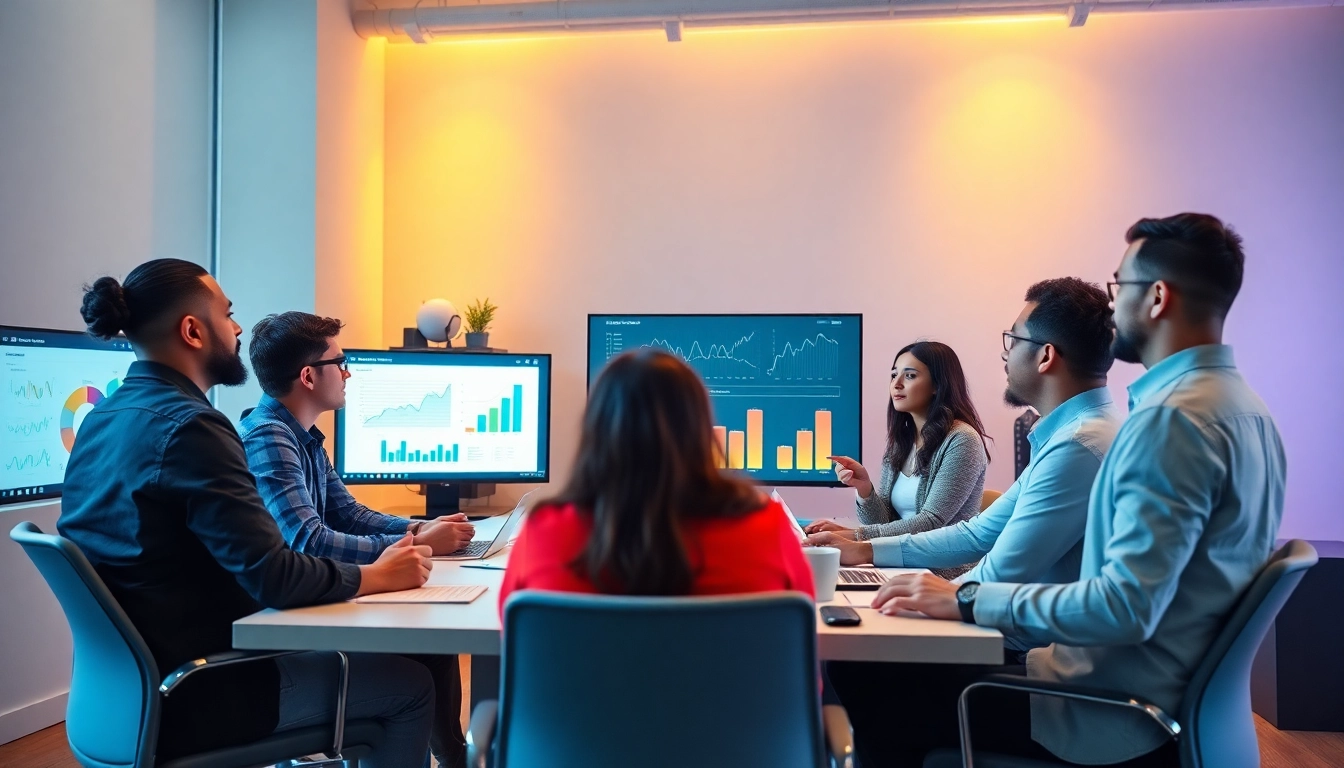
[414,482,497,520]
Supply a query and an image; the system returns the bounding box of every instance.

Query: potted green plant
[463,298,497,349]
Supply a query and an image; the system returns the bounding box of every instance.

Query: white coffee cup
[803,546,841,602]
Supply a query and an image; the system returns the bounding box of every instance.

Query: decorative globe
[416,298,463,343]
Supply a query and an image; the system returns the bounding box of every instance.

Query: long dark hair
[886,341,989,476]
[556,349,764,596]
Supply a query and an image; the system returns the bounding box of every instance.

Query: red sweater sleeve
[497,512,535,618]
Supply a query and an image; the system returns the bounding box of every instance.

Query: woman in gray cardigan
[807,341,990,548]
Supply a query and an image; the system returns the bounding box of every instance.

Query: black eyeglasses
[1107,280,1156,302]
[1002,332,1046,353]
[301,355,348,376]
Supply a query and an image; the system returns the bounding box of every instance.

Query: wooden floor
[3,713,1343,767]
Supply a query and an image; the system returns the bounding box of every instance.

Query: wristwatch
[956,581,980,624]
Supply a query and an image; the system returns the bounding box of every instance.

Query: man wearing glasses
[241,311,474,768]
[810,278,1118,618]
[813,276,1119,673]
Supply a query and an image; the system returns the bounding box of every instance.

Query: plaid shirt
[240,396,410,564]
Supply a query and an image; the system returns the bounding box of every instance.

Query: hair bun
[81,276,131,340]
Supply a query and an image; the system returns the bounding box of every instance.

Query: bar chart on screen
[338,353,547,479]
[588,314,862,486]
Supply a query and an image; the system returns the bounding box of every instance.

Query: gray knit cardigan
[854,420,988,542]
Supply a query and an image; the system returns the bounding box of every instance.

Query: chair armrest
[963,674,1181,738]
[159,650,302,696]
[822,704,855,768]
[467,699,498,768]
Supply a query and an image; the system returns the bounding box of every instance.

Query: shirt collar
[1127,344,1236,410]
[1027,386,1114,453]
[125,360,210,403]
[256,394,325,447]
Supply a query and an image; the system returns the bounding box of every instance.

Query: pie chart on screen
[60,385,108,452]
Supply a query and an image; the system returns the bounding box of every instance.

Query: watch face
[958,582,980,603]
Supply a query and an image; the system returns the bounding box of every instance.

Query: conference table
[233,548,1005,705]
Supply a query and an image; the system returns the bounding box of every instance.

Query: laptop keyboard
[838,568,887,585]
[448,540,490,558]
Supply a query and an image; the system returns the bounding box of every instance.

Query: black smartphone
[820,605,862,627]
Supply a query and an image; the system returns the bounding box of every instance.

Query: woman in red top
[500,349,814,610]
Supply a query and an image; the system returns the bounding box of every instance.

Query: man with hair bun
[60,258,437,766]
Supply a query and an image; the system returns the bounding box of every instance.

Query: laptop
[771,489,907,591]
[434,492,532,560]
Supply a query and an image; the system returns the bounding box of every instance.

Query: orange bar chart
[796,430,814,470]
[815,410,832,468]
[713,426,728,468]
[746,409,763,470]
[777,446,793,470]
[728,430,746,470]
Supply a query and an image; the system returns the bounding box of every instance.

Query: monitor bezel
[585,313,863,489]
[1,323,136,506]
[333,349,553,486]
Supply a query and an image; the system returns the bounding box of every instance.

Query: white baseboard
[0,692,68,746]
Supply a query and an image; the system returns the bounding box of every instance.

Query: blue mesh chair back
[496,591,825,768]
[1177,539,1318,768]
[10,521,160,768]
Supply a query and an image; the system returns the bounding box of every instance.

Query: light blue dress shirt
[975,345,1285,765]
[870,388,1119,612]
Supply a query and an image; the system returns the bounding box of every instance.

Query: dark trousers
[827,661,1181,768]
[406,654,466,768]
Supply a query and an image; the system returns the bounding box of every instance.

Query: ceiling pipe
[352,0,1339,42]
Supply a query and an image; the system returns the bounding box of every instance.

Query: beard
[207,334,249,387]
[1111,324,1146,365]
[1003,385,1030,408]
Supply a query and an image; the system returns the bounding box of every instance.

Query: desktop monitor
[334,350,551,502]
[2,325,137,504]
[587,314,862,487]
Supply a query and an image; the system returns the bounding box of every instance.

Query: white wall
[0,0,214,744]
[380,7,1344,535]
[215,0,320,423]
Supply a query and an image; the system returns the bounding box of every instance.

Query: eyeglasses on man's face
[302,355,348,377]
[1002,332,1046,353]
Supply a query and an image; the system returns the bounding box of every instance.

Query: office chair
[467,591,854,768]
[1012,411,1039,480]
[979,490,1003,513]
[9,521,385,768]
[922,539,1318,768]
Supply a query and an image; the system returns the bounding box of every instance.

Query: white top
[890,471,922,518]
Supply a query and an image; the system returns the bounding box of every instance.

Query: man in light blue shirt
[808,279,1121,626]
[835,214,1282,768]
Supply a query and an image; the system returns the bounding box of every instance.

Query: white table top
[234,554,1005,665]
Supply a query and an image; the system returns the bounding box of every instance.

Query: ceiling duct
[353,0,1339,41]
